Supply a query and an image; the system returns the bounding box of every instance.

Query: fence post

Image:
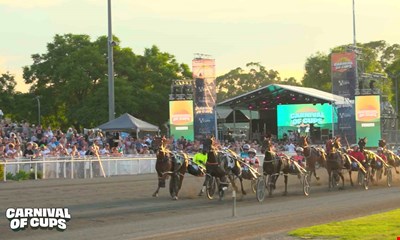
[35,162,38,180]
[83,158,87,179]
[56,158,59,179]
[108,159,111,177]
[71,157,74,179]
[3,163,6,182]
[42,156,46,179]
[90,158,93,179]
[63,159,66,178]
[232,190,237,217]
[115,159,118,175]
[17,158,20,172]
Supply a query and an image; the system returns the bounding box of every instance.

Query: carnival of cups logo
[6,208,71,231]
[290,107,325,126]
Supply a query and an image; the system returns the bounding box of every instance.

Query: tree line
[1,34,399,133]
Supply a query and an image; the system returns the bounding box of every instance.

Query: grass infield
[288,208,400,239]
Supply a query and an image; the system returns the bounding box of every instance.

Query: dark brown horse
[203,136,239,200]
[299,136,326,182]
[262,138,291,196]
[379,139,400,174]
[152,136,188,200]
[325,137,345,190]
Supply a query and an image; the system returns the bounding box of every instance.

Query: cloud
[0,0,65,9]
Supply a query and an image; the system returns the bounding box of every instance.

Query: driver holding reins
[348,144,365,170]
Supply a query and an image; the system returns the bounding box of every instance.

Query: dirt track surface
[1,169,400,240]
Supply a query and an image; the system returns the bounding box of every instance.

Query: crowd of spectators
[0,117,322,162]
[0,119,163,160]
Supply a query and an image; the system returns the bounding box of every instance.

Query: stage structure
[192,55,216,139]
[332,48,397,144]
[169,79,195,141]
[358,73,396,143]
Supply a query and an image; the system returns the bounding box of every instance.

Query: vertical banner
[331,52,356,142]
[355,95,381,147]
[192,58,216,139]
[331,52,356,100]
[169,100,194,141]
[337,105,356,143]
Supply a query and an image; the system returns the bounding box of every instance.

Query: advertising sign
[169,100,194,141]
[331,52,356,100]
[192,58,216,138]
[355,95,381,147]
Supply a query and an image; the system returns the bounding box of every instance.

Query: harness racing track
[1,169,399,240]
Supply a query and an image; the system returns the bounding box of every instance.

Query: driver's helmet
[296,147,303,152]
[242,144,250,151]
[248,148,257,155]
[351,144,358,149]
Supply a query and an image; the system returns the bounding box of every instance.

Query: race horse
[325,137,346,190]
[203,137,240,200]
[299,136,327,182]
[152,136,188,200]
[339,137,368,187]
[379,139,400,174]
[262,137,291,196]
[219,148,249,196]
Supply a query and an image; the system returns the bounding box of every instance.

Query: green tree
[22,34,191,130]
[133,45,192,127]
[302,52,331,92]
[0,72,17,118]
[216,62,283,101]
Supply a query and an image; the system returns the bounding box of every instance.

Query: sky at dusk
[1,0,399,92]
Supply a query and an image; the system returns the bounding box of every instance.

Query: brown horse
[262,138,291,196]
[203,136,239,200]
[152,136,188,200]
[299,136,326,182]
[379,139,400,174]
[325,137,346,190]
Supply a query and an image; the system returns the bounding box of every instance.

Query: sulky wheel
[256,176,266,202]
[206,176,217,200]
[302,173,310,196]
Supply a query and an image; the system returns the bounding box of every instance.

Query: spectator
[286,141,296,153]
[100,143,111,156]
[23,142,34,158]
[6,143,17,159]
[141,144,150,154]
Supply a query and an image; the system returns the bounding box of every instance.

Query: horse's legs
[271,174,279,190]
[348,170,354,186]
[153,172,165,197]
[198,175,209,196]
[239,176,246,195]
[178,174,184,190]
[228,174,238,192]
[339,172,345,190]
[152,186,161,197]
[313,169,320,181]
[327,170,332,190]
[283,174,288,196]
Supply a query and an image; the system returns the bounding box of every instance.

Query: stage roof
[217,84,350,110]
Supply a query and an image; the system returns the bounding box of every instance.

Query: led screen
[355,95,381,147]
[277,104,337,140]
[169,100,194,141]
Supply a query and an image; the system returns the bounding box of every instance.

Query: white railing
[0,155,157,182]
